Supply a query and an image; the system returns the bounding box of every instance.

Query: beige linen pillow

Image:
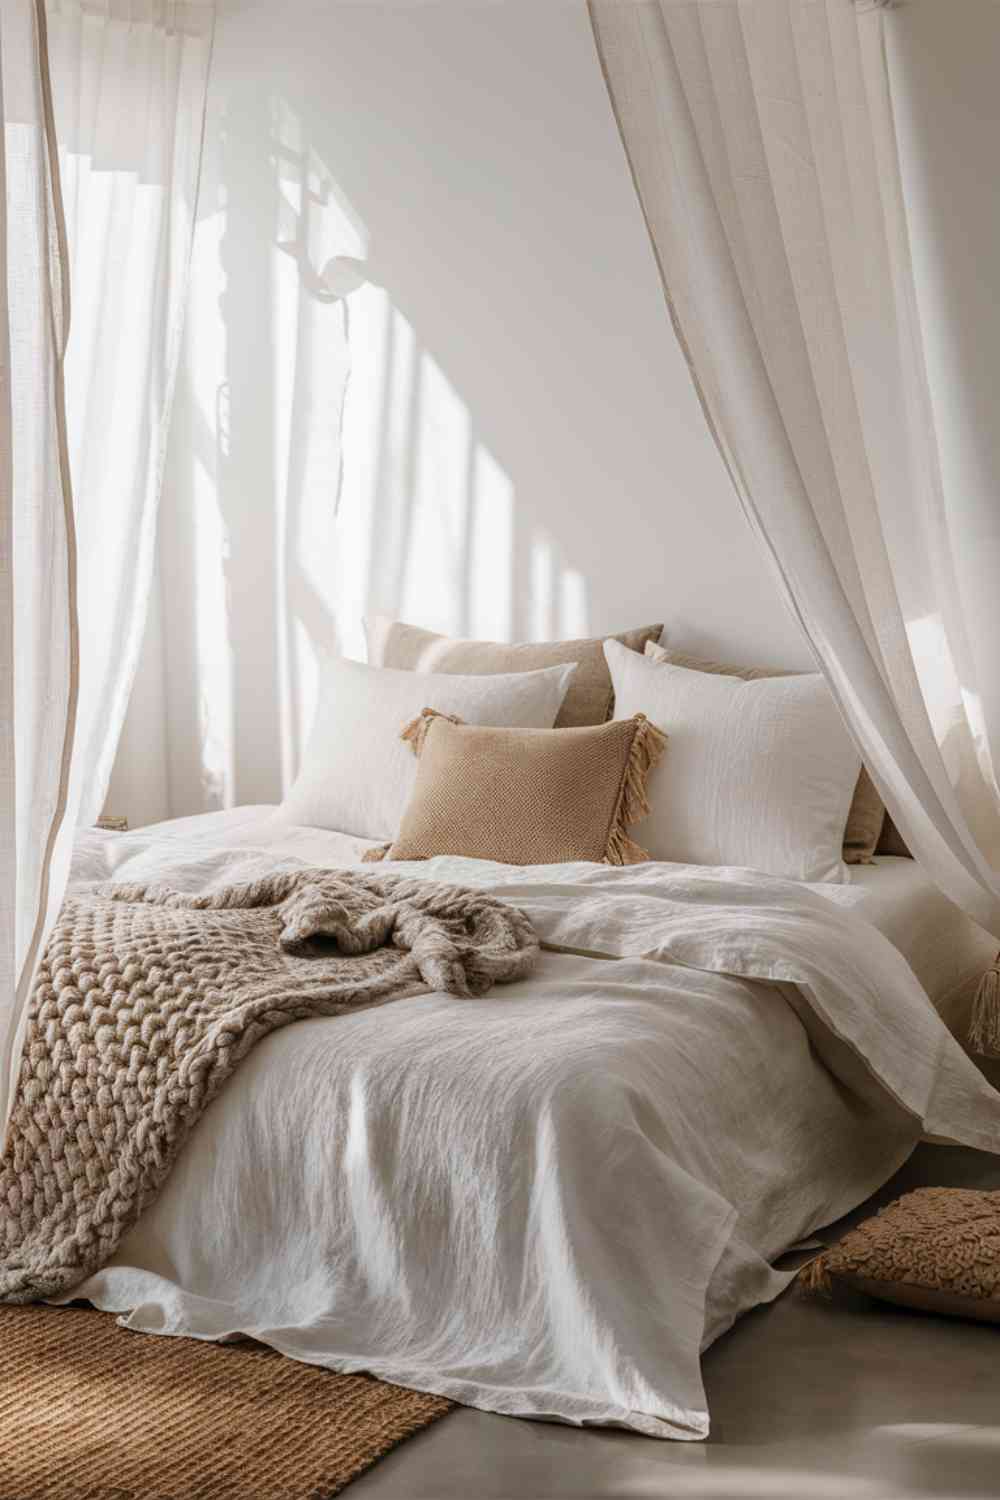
[382,710,666,866]
[801,1188,1000,1324]
[645,640,887,865]
[366,617,664,728]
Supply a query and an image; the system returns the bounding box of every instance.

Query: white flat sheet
[57,813,1000,1441]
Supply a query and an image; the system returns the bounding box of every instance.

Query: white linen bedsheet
[58,816,1000,1441]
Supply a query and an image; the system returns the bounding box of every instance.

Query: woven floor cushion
[803,1187,1000,1323]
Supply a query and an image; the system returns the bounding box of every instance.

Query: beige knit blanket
[0,869,538,1304]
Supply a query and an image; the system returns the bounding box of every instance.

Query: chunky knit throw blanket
[0,869,538,1303]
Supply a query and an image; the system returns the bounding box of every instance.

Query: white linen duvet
[60,811,1000,1441]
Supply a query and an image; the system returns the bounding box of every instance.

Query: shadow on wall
[158,84,592,819]
[129,0,807,828]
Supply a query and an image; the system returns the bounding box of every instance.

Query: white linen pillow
[279,654,577,840]
[604,639,861,883]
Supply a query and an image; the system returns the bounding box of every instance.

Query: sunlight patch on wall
[467,445,513,642]
[529,530,588,643]
[338,295,520,652]
[144,84,595,816]
[559,566,589,639]
[333,285,392,662]
[272,97,364,788]
[530,533,555,642]
[398,348,473,632]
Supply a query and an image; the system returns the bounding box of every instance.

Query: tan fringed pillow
[801,1188,1000,1323]
[381,710,666,866]
[645,640,888,864]
[366,617,664,728]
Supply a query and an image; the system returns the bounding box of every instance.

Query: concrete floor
[352,1141,1000,1500]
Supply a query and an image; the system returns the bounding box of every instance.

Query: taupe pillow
[644,640,889,865]
[801,1187,1000,1324]
[366,617,664,729]
[383,710,666,866]
[876,812,912,859]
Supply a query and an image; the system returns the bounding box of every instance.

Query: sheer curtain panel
[46,0,215,827]
[1,0,214,1126]
[589,0,1000,1042]
[1,0,77,1126]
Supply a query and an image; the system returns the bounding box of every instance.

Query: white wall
[107,0,826,827]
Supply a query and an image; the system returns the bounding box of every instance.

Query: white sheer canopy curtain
[1,0,77,1128]
[1,0,214,1127]
[589,0,1000,1046]
[47,0,215,824]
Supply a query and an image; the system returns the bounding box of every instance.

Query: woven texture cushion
[812,1187,1000,1323]
[645,640,887,864]
[386,711,665,866]
[367,617,664,728]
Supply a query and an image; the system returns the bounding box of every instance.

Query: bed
[57,807,1000,1441]
[79,805,998,1032]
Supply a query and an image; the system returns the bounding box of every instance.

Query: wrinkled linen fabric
[2,869,538,1302]
[57,819,1000,1440]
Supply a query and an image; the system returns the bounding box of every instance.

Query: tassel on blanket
[795,1251,833,1298]
[968,949,1000,1057]
[604,714,667,867]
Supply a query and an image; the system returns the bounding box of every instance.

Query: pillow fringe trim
[401,708,464,758]
[390,708,665,867]
[603,714,667,867]
[795,1251,833,1298]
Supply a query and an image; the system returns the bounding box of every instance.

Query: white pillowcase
[279,654,577,840]
[604,639,861,883]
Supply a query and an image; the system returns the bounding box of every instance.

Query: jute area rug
[0,1304,453,1499]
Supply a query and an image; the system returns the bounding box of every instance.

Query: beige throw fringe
[0,869,538,1303]
[969,948,1000,1057]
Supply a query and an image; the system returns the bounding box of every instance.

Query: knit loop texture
[0,868,539,1303]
